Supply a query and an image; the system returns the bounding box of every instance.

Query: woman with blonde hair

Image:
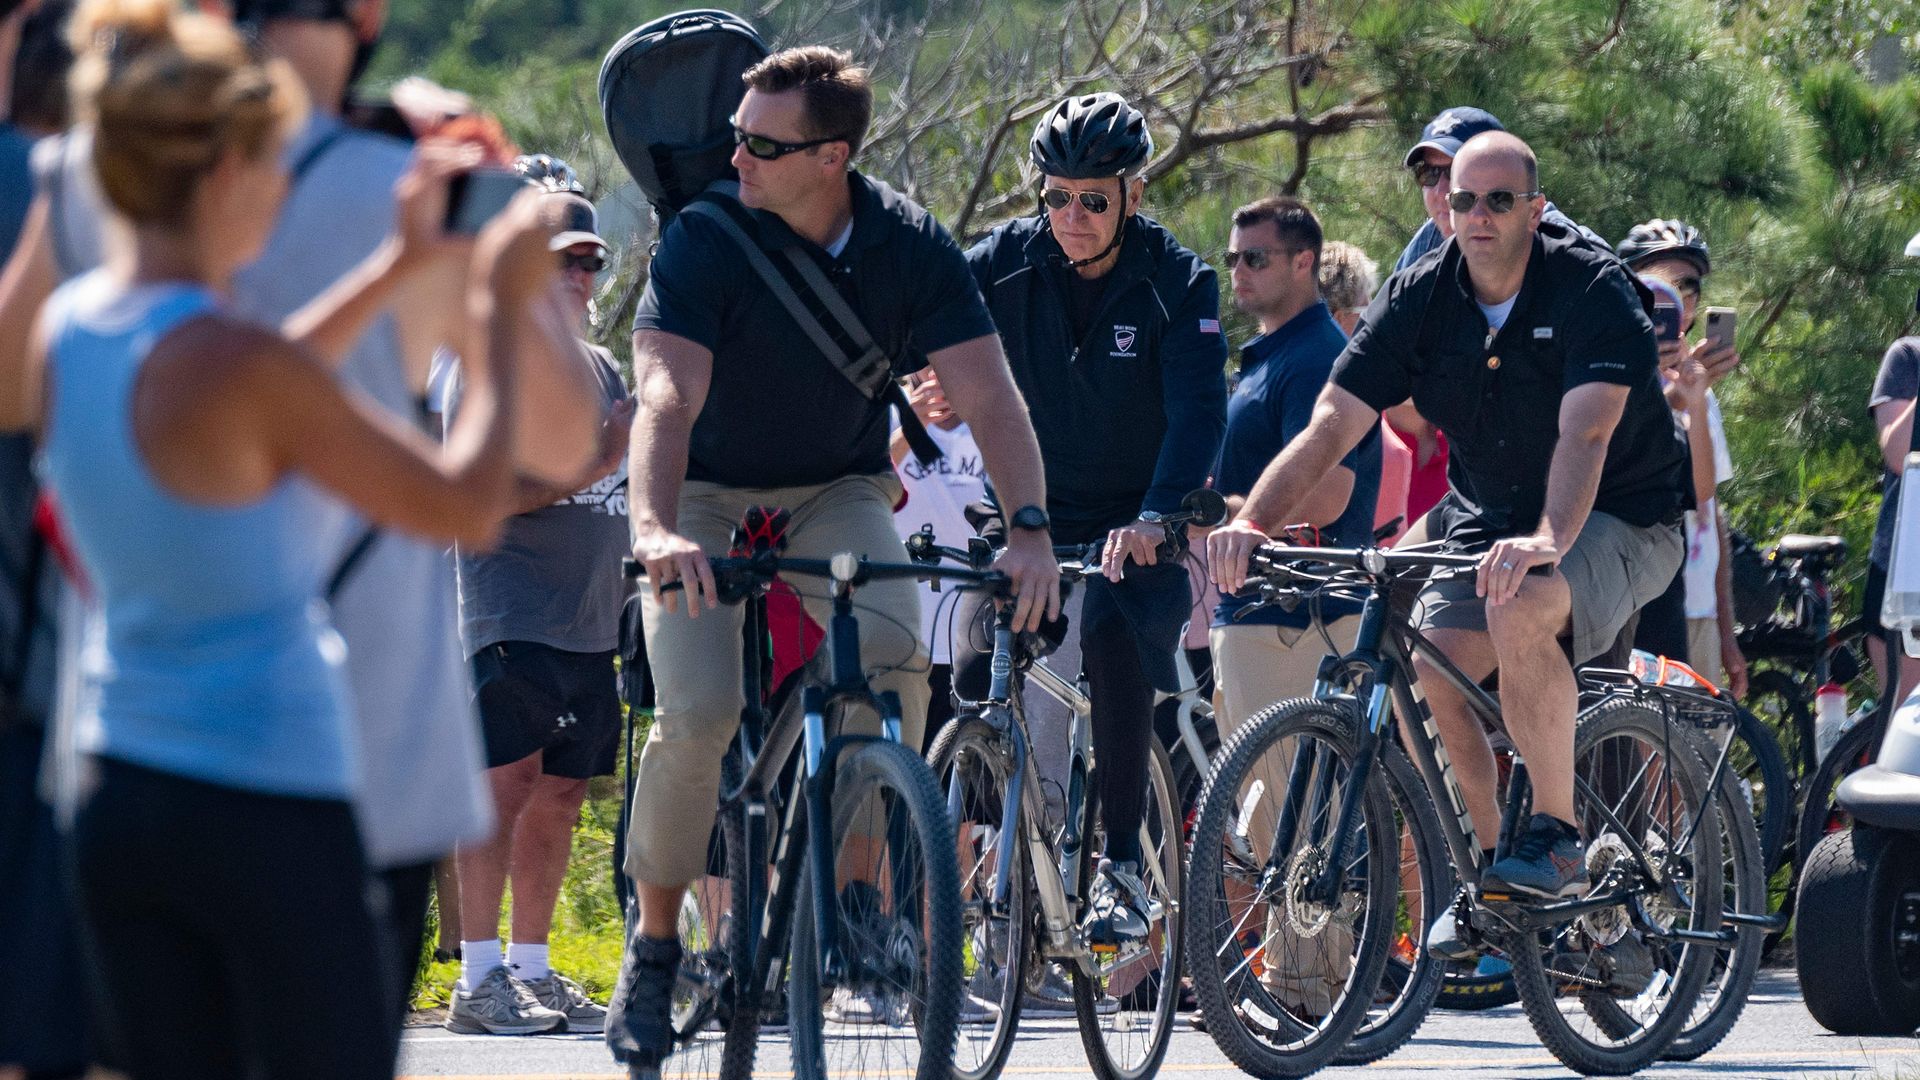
[5,1,561,1075]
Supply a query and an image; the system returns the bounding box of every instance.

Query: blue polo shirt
[1213,302,1379,628]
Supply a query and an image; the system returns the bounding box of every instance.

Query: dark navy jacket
[966,214,1228,543]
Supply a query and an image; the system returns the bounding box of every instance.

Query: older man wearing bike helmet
[960,92,1226,950]
[1210,133,1689,955]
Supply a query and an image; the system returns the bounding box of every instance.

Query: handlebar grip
[622,558,684,593]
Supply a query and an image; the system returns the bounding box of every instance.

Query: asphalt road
[399,970,1920,1078]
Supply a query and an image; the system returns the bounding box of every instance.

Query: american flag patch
[1199,319,1222,334]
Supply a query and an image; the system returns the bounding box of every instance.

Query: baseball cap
[1403,107,1507,168]
[549,192,606,253]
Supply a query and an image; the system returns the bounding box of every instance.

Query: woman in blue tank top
[0,2,571,1076]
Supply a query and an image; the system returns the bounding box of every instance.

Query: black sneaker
[1482,814,1588,900]
[606,933,682,1071]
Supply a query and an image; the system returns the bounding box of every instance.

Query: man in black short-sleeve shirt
[611,46,1058,1071]
[1210,134,1686,939]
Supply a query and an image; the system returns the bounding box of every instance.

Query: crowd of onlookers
[0,1,1916,1077]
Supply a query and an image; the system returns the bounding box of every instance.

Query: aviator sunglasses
[1041,187,1114,215]
[1446,188,1542,215]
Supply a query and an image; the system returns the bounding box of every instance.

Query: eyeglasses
[1446,188,1543,215]
[1224,247,1298,271]
[1041,187,1113,215]
[732,125,845,161]
[1411,162,1452,189]
[561,250,607,274]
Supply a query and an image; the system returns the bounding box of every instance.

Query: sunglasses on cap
[1411,161,1452,189]
[1041,187,1114,215]
[1224,247,1298,271]
[561,250,607,274]
[1446,188,1542,215]
[732,123,846,161]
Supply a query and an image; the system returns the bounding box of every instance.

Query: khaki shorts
[1409,511,1684,664]
[1209,616,1364,734]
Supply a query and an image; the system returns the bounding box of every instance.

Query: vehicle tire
[1795,825,1920,1034]
[928,715,1030,1080]
[1334,742,1450,1065]
[1663,740,1766,1061]
[1183,697,1397,1079]
[788,739,963,1080]
[1434,961,1518,1011]
[1071,739,1184,1080]
[1504,700,1723,1077]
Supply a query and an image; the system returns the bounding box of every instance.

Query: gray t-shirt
[1870,337,1920,569]
[447,344,630,654]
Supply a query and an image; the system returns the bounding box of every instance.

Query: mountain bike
[1184,540,1726,1077]
[620,512,996,1080]
[920,489,1225,1080]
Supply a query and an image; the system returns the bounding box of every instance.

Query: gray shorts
[1413,510,1684,664]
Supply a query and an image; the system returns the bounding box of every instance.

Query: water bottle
[1814,682,1850,762]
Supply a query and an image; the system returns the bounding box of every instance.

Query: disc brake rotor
[1278,844,1336,939]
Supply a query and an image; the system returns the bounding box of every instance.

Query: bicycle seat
[1775,533,1846,559]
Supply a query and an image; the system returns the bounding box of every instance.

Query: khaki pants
[1210,617,1364,734]
[1686,617,1725,688]
[623,474,930,887]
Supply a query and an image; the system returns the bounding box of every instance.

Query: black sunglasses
[1411,161,1452,189]
[1225,247,1298,271]
[1446,188,1543,215]
[732,125,845,161]
[561,250,607,274]
[1041,187,1114,215]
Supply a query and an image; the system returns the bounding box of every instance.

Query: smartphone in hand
[1704,307,1737,351]
[1652,302,1683,343]
[445,168,532,235]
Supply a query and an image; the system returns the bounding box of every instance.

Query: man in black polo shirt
[610,47,1058,1072]
[1209,132,1686,916]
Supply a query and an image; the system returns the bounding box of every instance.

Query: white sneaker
[523,970,607,1034]
[446,966,566,1035]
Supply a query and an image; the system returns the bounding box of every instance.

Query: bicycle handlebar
[622,552,1012,601]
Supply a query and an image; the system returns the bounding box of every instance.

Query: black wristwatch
[1008,505,1051,533]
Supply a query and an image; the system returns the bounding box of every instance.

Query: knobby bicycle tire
[1183,696,1398,1079]
[1663,735,1765,1062]
[787,739,963,1080]
[928,715,1031,1080]
[1504,699,1723,1077]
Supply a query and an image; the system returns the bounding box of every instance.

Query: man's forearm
[1715,505,1738,637]
[629,403,692,534]
[1536,432,1608,550]
[967,397,1046,516]
[1239,425,1348,531]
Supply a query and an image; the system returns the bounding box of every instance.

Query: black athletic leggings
[70,758,394,1080]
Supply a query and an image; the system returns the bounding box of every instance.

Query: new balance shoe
[823,986,908,1026]
[525,970,608,1033]
[1482,814,1588,899]
[1425,888,1480,962]
[446,966,567,1035]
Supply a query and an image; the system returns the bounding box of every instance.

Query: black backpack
[598,10,767,225]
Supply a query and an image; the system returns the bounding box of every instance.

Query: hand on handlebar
[1206,518,1269,595]
[1100,519,1163,583]
[1477,531,1560,605]
[996,531,1062,632]
[633,524,718,617]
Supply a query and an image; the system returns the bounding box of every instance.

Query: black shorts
[472,642,620,778]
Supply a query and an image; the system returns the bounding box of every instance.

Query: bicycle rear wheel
[1183,697,1397,1079]
[1663,736,1765,1061]
[787,739,963,1080]
[928,715,1030,1080]
[1503,699,1723,1076]
[1071,738,1183,1080]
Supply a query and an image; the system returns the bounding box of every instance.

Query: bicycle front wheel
[928,715,1030,1080]
[663,746,760,1080]
[1183,697,1398,1079]
[788,739,963,1080]
[1071,738,1184,1080]
[1504,699,1723,1077]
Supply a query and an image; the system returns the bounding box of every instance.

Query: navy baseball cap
[1404,107,1507,167]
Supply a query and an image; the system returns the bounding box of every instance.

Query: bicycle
[919,490,1225,1080]
[620,511,1003,1080]
[1184,539,1727,1077]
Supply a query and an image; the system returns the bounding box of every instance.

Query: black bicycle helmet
[1030,93,1153,179]
[513,154,584,195]
[1617,218,1711,276]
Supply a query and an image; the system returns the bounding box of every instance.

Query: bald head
[1454,131,1538,193]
